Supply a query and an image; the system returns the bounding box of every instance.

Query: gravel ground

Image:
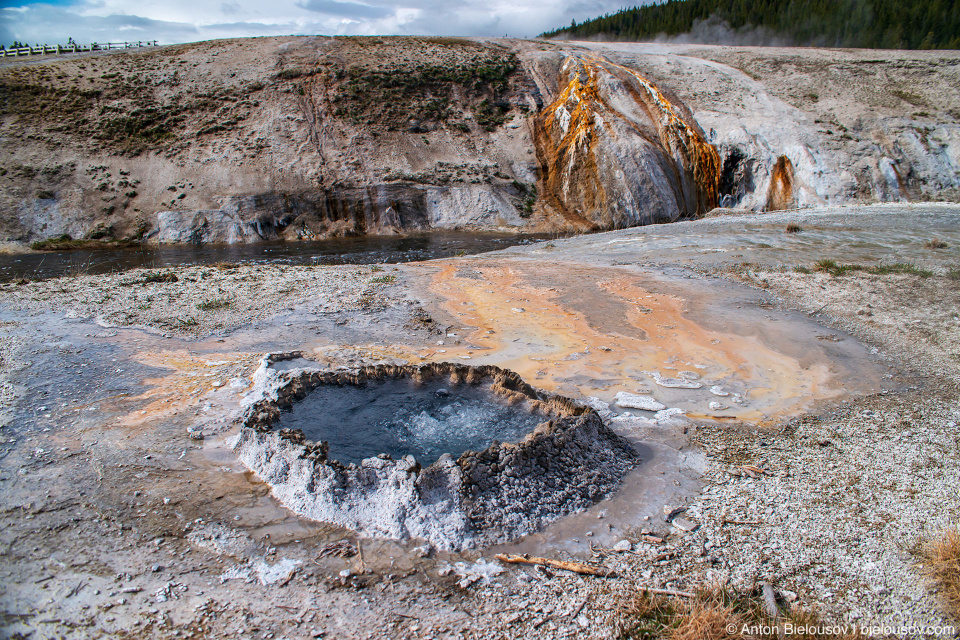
[680,385,960,628]
[430,387,960,639]
[1,225,959,638]
[0,324,24,429]
[0,263,394,337]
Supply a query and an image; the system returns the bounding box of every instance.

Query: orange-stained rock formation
[534,54,721,229]
[766,155,797,211]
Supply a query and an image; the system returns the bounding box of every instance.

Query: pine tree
[541,0,960,49]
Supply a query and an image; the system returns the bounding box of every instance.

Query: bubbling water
[279,378,546,466]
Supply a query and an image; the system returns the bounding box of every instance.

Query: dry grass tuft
[923,526,960,620]
[924,238,949,249]
[616,587,865,640]
[616,589,747,639]
[672,591,745,640]
[786,223,803,233]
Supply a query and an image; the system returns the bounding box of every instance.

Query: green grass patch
[196,298,233,311]
[813,259,865,276]
[369,275,397,284]
[870,263,934,277]
[511,180,537,217]
[330,49,519,130]
[812,259,932,278]
[0,68,249,155]
[140,271,178,284]
[276,67,308,80]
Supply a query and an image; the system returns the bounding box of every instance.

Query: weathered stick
[739,464,771,478]
[760,581,780,619]
[639,587,695,598]
[494,554,618,577]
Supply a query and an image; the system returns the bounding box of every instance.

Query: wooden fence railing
[0,41,159,58]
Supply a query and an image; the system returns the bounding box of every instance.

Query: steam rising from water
[655,16,795,47]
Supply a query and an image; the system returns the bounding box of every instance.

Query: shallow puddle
[535,205,960,271]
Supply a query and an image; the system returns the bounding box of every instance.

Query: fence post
[2,39,156,58]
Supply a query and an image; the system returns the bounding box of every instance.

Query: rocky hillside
[1,37,959,246]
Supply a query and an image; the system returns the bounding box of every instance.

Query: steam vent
[234,356,640,549]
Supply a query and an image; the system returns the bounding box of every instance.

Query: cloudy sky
[0,0,633,46]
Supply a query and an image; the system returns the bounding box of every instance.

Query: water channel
[0,231,551,281]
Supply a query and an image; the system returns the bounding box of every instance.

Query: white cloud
[0,0,639,46]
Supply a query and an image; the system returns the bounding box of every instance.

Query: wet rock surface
[235,360,640,549]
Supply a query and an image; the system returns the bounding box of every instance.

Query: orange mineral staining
[766,154,797,211]
[534,54,721,229]
[417,258,860,425]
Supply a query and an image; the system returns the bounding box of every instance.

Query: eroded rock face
[154,185,529,244]
[6,39,959,246]
[533,54,721,230]
[233,359,640,549]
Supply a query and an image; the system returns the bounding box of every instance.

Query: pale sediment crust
[234,359,640,549]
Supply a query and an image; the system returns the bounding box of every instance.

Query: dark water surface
[0,232,550,281]
[281,379,546,466]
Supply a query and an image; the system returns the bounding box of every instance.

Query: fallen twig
[739,464,770,478]
[639,586,695,598]
[315,539,357,559]
[569,596,589,619]
[722,518,761,526]
[65,581,87,598]
[760,581,780,619]
[533,615,553,629]
[494,554,618,577]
